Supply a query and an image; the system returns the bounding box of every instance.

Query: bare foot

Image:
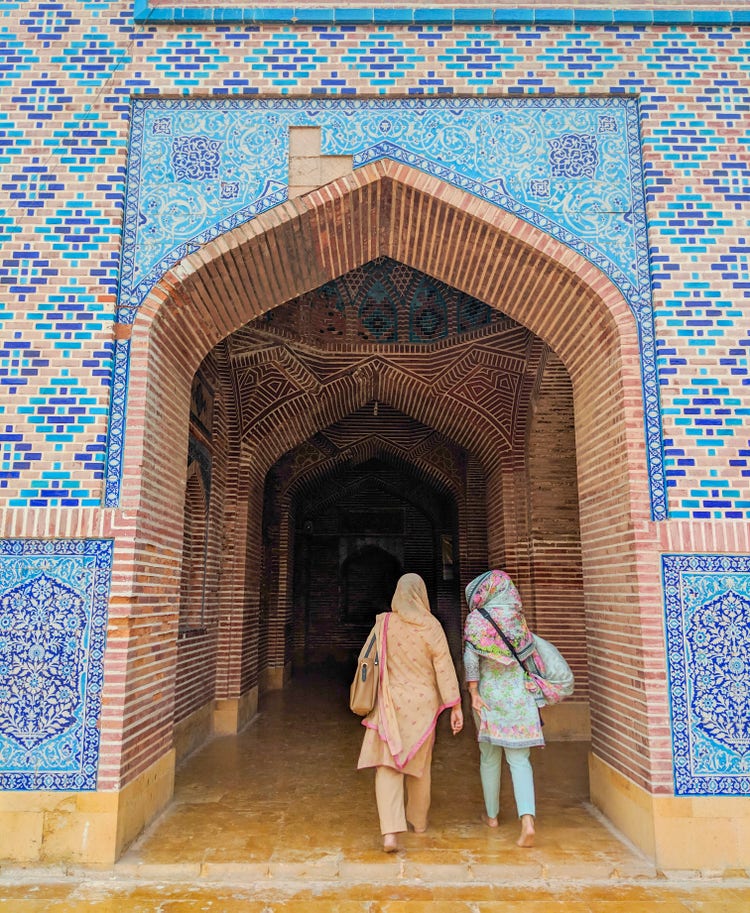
[383,833,398,853]
[408,820,427,834]
[517,814,535,847]
[483,814,499,828]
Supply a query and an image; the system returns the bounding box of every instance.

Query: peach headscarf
[391,573,432,624]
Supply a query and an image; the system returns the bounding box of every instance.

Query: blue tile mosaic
[114,95,663,518]
[0,538,113,791]
[663,554,750,796]
[104,338,130,507]
[0,5,747,519]
[122,97,645,313]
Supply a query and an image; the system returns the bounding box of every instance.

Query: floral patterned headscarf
[463,570,536,665]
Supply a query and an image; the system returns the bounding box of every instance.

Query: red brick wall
[173,353,228,728]
[527,351,588,699]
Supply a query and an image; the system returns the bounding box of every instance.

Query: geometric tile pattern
[0,539,113,791]
[662,554,750,797]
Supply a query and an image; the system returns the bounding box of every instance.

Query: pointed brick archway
[108,160,663,863]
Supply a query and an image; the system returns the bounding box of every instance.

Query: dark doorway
[342,544,402,622]
[287,456,462,676]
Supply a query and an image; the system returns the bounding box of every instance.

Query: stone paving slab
[2,876,750,912]
[3,679,748,909]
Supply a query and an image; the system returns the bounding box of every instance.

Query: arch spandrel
[114,95,662,516]
[125,161,650,536]
[123,97,644,317]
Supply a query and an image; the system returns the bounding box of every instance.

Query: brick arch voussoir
[148,160,635,382]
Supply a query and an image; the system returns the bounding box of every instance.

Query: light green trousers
[478,740,536,820]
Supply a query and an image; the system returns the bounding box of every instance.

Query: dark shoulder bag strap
[363,629,377,659]
[478,608,544,725]
[478,607,525,671]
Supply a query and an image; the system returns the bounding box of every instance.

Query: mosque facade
[0,0,749,869]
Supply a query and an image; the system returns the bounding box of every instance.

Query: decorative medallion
[548,133,599,179]
[171,135,223,182]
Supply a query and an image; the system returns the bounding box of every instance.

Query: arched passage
[109,160,659,857]
[276,448,463,677]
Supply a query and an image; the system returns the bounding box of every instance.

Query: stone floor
[1,671,749,911]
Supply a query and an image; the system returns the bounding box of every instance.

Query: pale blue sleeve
[463,642,480,683]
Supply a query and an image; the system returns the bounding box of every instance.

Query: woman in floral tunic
[463,569,544,847]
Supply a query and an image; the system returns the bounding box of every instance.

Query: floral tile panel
[0,539,113,791]
[663,553,750,797]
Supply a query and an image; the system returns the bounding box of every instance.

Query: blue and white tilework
[114,95,663,516]
[0,539,113,791]
[1,3,750,520]
[122,97,645,313]
[663,554,750,797]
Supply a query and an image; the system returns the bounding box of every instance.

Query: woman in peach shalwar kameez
[357,573,463,853]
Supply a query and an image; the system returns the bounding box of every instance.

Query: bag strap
[477,608,545,722]
[478,608,526,671]
[362,629,378,661]
[363,612,386,664]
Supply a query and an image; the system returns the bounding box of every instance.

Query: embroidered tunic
[357,608,460,777]
[464,641,545,749]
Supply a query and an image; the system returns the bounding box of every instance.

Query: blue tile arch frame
[110,95,665,519]
[662,553,750,797]
[0,538,114,792]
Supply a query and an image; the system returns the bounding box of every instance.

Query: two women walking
[356,569,553,852]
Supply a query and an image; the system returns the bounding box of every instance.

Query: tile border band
[133,3,750,27]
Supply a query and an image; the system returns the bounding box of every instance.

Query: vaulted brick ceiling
[221,256,549,473]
